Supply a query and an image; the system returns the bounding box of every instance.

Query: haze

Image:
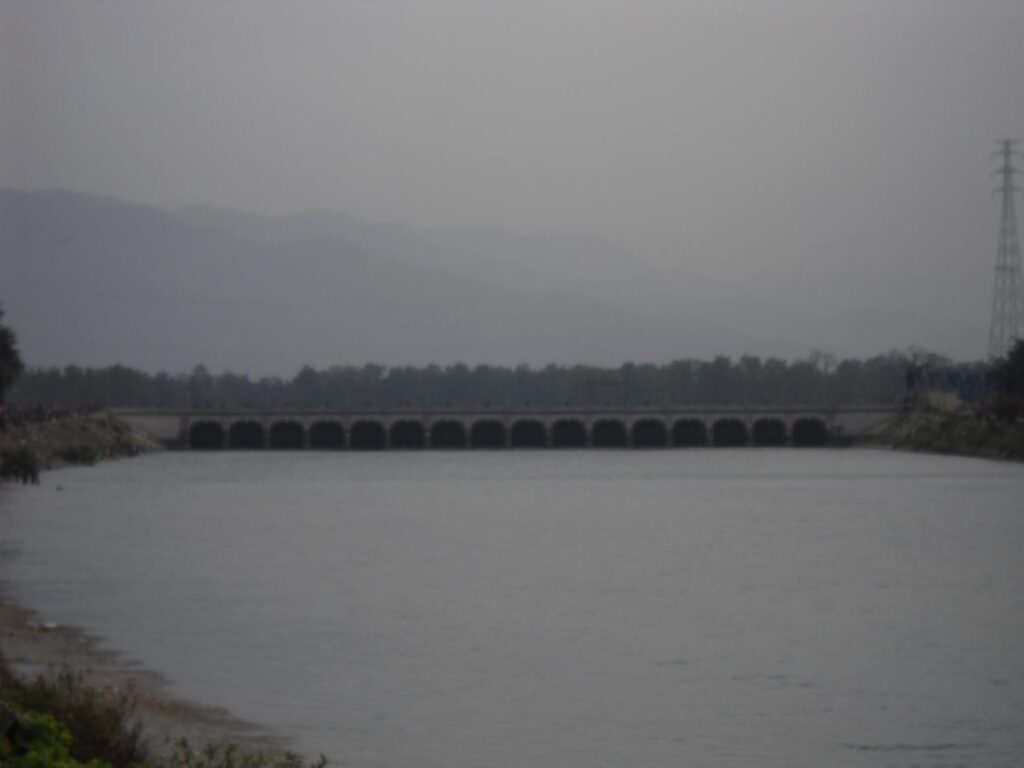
[3,0,1023,373]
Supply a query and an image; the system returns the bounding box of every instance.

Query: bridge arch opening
[269,421,305,449]
[632,419,668,448]
[431,420,466,449]
[471,420,506,448]
[309,421,344,449]
[229,421,265,449]
[792,418,828,447]
[390,420,425,449]
[350,420,386,450]
[672,419,707,447]
[551,419,586,448]
[752,418,787,447]
[189,421,224,449]
[712,418,748,447]
[592,419,627,448]
[510,420,546,448]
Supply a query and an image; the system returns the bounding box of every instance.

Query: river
[1,449,1022,767]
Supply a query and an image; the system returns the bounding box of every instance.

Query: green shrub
[61,445,99,465]
[991,393,1023,424]
[0,705,113,768]
[0,653,147,767]
[0,448,40,483]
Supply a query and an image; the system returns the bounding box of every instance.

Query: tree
[0,305,24,403]
[989,339,1024,396]
[187,364,214,408]
[987,339,1024,422]
[9,350,984,410]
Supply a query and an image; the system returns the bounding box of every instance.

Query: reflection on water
[2,449,1023,767]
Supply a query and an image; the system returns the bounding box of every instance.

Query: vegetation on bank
[0,654,146,767]
[0,448,40,484]
[0,654,326,768]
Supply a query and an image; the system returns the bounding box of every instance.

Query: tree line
[8,350,990,410]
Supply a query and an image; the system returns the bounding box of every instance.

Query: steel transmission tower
[988,139,1024,359]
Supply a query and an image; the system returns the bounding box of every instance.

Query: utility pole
[988,139,1024,359]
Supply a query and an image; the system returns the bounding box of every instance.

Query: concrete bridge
[114,405,899,450]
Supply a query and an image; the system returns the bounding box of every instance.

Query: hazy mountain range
[0,189,982,374]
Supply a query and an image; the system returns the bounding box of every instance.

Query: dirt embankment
[864,408,1024,461]
[0,413,162,472]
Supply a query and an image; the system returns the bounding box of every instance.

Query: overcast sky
[3,0,1024,362]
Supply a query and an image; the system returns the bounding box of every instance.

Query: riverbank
[0,412,162,472]
[864,408,1024,461]
[0,419,294,763]
[0,595,284,759]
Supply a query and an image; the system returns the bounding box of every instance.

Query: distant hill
[0,190,756,373]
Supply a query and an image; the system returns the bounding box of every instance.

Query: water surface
[2,449,1022,766]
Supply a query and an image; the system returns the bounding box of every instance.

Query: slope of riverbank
[0,412,162,472]
[0,419,297,763]
[866,409,1024,461]
[0,597,284,760]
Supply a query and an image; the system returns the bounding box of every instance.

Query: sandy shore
[0,593,287,757]
[0,433,290,759]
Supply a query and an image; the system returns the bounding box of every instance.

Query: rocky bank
[865,408,1024,461]
[0,412,162,472]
